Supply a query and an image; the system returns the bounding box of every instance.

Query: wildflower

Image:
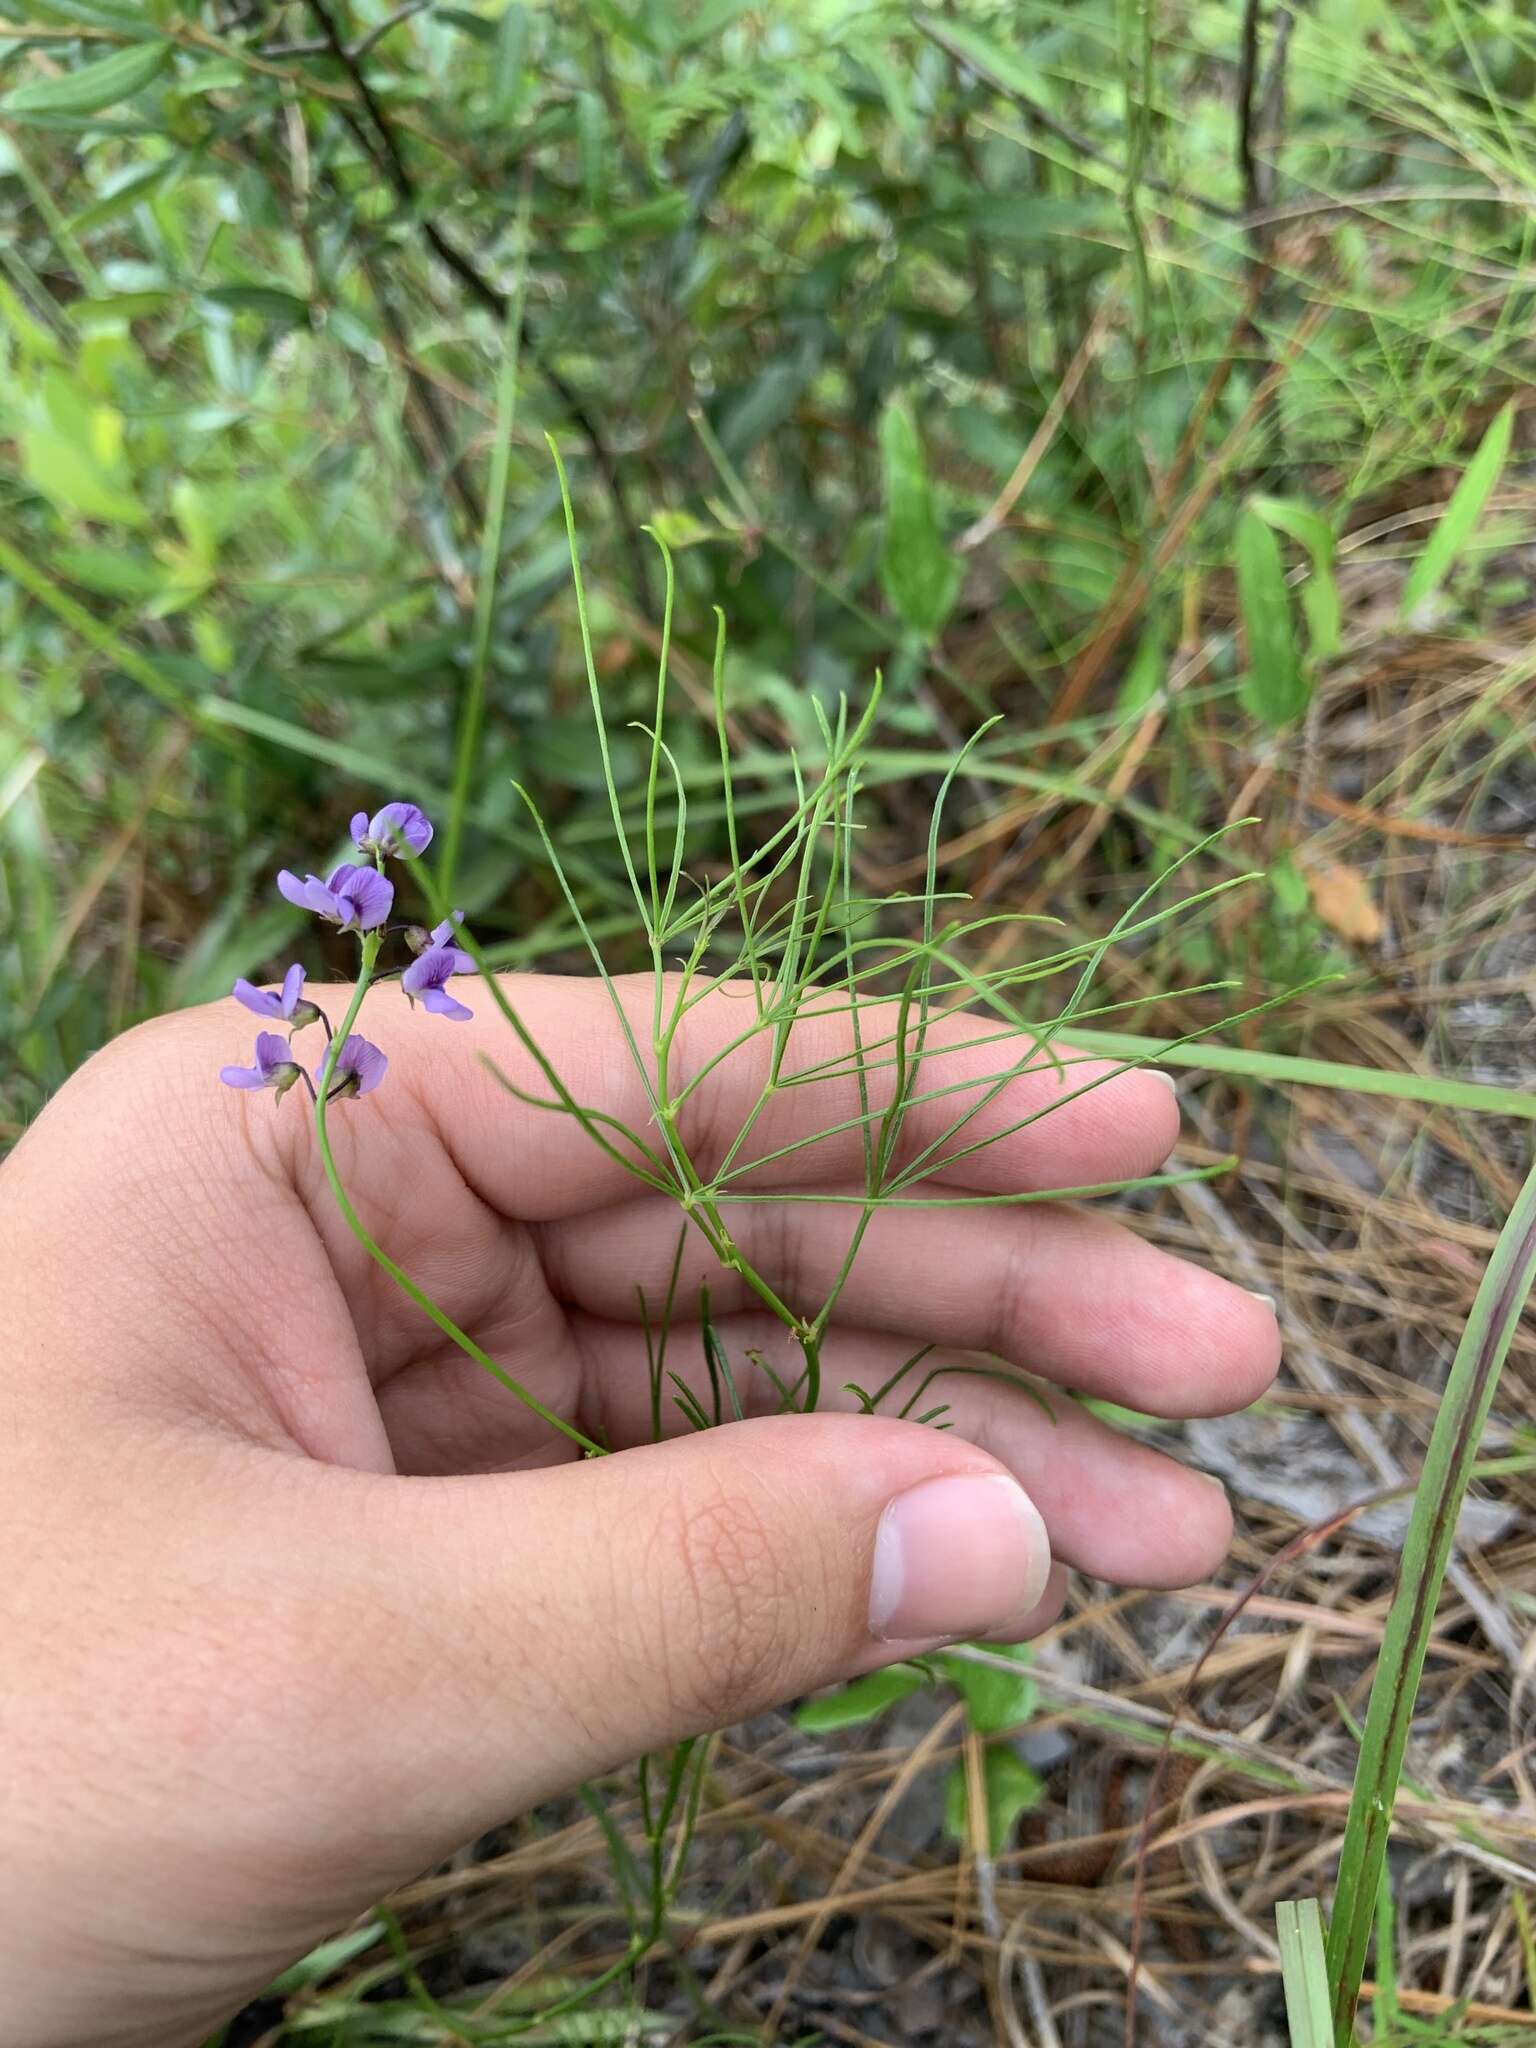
[324,1034,388,1100]
[220,1031,305,1100]
[351,802,433,860]
[402,939,474,1021]
[404,910,466,957]
[231,962,318,1028]
[276,861,394,932]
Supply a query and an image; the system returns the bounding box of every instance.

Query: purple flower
[404,911,466,958]
[351,802,433,859]
[402,940,474,1021]
[220,1031,304,1100]
[232,962,317,1027]
[277,861,394,933]
[324,1033,388,1100]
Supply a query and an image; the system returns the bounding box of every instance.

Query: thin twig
[262,0,429,59]
[916,12,1242,223]
[301,0,654,609]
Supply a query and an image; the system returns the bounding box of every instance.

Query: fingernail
[868,1474,1052,1643]
[1246,1289,1277,1312]
[1192,1467,1229,1504]
[1147,1068,1179,1094]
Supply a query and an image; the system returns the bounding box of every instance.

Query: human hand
[0,976,1278,2047]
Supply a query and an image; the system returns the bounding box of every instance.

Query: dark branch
[301,0,655,610]
[262,1,429,61]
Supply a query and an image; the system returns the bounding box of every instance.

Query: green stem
[313,937,605,1459]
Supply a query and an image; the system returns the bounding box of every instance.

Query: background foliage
[6,0,1532,1118]
[5,3,1536,2044]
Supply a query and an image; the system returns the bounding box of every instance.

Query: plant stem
[313,936,605,1459]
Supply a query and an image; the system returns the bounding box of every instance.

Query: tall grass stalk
[1323,1150,1536,2042]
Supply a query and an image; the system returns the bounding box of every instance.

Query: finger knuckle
[658,1481,799,1727]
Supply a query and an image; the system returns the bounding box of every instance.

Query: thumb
[320,1415,1052,1863]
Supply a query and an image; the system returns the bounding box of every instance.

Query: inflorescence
[219,801,473,1105]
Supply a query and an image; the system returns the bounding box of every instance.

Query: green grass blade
[1061,1025,1536,1119]
[1325,1147,1536,2040]
[1399,399,1514,618]
[1277,1900,1334,2048]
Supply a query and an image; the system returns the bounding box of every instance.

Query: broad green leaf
[201,284,311,327]
[19,382,145,527]
[672,0,754,50]
[1249,495,1340,659]
[0,278,64,362]
[2,40,170,119]
[1269,856,1311,918]
[173,60,247,98]
[716,337,823,461]
[490,3,530,116]
[565,193,689,250]
[935,194,1116,252]
[1400,400,1514,618]
[53,543,166,599]
[1236,504,1306,728]
[793,1664,927,1733]
[438,5,497,39]
[645,508,723,550]
[171,479,220,568]
[576,90,607,208]
[935,1641,1036,1734]
[66,155,181,235]
[943,1746,1045,1853]
[17,0,158,32]
[879,396,961,641]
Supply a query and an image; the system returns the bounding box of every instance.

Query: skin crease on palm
[0,972,1280,2048]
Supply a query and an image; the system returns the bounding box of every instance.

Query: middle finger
[537,1190,1279,1418]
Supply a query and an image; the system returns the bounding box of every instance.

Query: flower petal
[279,962,306,1016]
[349,867,394,929]
[350,810,370,851]
[219,1063,266,1089]
[325,863,394,931]
[254,1030,292,1078]
[331,1033,388,1095]
[369,802,433,857]
[420,986,473,1022]
[276,869,322,912]
[232,977,281,1019]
